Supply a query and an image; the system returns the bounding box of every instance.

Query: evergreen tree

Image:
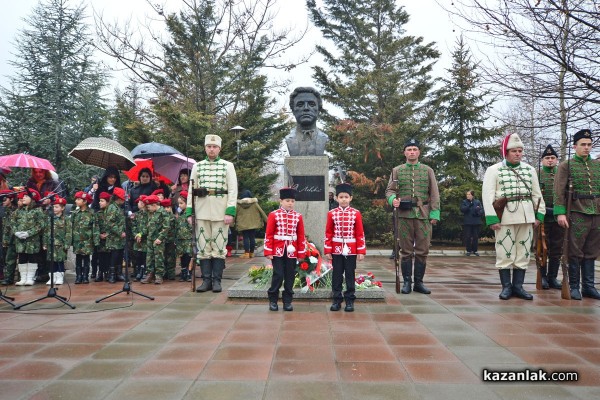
[0,0,109,191]
[306,0,440,183]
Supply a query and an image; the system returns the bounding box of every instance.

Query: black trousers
[463,224,481,253]
[75,254,90,271]
[242,229,257,252]
[18,253,38,263]
[332,254,357,302]
[268,255,296,304]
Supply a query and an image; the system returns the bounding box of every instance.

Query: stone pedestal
[284,156,329,253]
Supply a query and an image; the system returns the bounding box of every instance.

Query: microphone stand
[96,183,154,302]
[15,198,76,309]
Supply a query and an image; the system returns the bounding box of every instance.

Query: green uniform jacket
[165,210,176,244]
[2,206,16,247]
[540,165,557,222]
[45,214,72,262]
[14,206,46,254]
[132,209,148,252]
[176,214,193,256]
[72,207,100,255]
[143,210,170,245]
[385,162,441,221]
[554,155,600,216]
[105,202,125,250]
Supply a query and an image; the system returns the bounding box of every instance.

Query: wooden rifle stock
[393,207,401,293]
[533,198,547,290]
[190,179,197,292]
[559,173,573,300]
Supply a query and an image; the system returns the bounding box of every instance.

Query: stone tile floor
[0,253,598,399]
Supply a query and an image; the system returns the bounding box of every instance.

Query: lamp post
[230,125,246,161]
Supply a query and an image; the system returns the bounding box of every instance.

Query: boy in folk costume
[482,133,545,300]
[161,198,177,280]
[1,190,19,285]
[176,191,193,282]
[44,197,71,285]
[13,188,46,286]
[264,188,306,312]
[71,191,99,284]
[132,195,148,281]
[139,195,170,284]
[105,188,126,283]
[324,183,366,312]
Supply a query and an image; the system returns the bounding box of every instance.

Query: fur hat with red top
[74,191,93,203]
[99,192,112,201]
[500,133,524,159]
[143,195,160,205]
[151,188,164,196]
[113,187,126,201]
[53,197,67,206]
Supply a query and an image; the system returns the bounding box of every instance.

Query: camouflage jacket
[175,214,193,256]
[95,207,109,252]
[2,206,16,246]
[45,214,72,262]
[132,209,148,252]
[14,206,46,254]
[143,209,170,245]
[105,202,125,250]
[71,207,100,255]
[164,210,176,244]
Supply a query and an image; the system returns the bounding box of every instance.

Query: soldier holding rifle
[554,129,600,300]
[385,138,440,295]
[538,144,564,290]
[482,133,545,301]
[186,134,238,293]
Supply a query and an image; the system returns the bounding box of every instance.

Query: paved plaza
[0,251,598,399]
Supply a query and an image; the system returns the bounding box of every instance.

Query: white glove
[15,231,29,239]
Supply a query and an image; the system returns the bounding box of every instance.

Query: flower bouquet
[296,240,333,292]
[355,272,382,290]
[247,265,273,287]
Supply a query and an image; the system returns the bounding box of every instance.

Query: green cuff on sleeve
[185,207,193,218]
[486,215,500,226]
[429,209,440,221]
[225,206,236,217]
[536,212,544,222]
[387,195,396,206]
[553,205,566,215]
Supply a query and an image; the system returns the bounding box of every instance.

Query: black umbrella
[131,142,182,158]
[69,137,136,170]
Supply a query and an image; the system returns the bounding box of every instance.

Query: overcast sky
[0,0,458,111]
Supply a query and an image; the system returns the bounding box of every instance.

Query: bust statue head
[289,87,323,130]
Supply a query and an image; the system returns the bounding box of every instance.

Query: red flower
[300,262,309,271]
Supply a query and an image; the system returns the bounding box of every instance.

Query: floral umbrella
[0,153,55,171]
[69,137,136,171]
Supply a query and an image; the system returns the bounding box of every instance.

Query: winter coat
[460,198,484,225]
[235,198,268,231]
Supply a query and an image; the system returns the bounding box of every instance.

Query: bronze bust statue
[285,87,329,156]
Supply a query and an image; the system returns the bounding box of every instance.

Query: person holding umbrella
[129,168,156,214]
[170,168,191,211]
[0,167,11,191]
[26,169,60,207]
[14,188,46,286]
[91,167,122,211]
[187,134,238,293]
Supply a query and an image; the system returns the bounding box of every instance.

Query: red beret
[99,192,112,201]
[136,195,147,203]
[151,189,164,196]
[144,195,160,205]
[160,199,172,207]
[53,197,67,206]
[113,187,126,201]
[0,189,14,198]
[179,191,188,199]
[23,188,41,202]
[74,191,92,203]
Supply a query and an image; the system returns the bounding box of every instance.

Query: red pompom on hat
[160,199,172,207]
[151,189,164,196]
[99,192,112,201]
[144,195,160,205]
[179,191,188,199]
[501,133,524,159]
[53,197,67,206]
[113,187,126,201]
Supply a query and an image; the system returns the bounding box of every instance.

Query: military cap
[205,134,222,147]
[53,197,67,206]
[74,191,93,203]
[144,195,160,205]
[335,183,353,196]
[279,187,296,200]
[113,187,126,201]
[151,188,164,196]
[573,129,592,144]
[99,192,112,201]
[160,199,171,207]
[21,188,41,202]
[179,191,188,199]
[542,144,558,158]
[403,138,420,150]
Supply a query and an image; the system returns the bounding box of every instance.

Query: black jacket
[460,198,483,225]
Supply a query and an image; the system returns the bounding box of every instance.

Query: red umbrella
[124,159,172,184]
[0,153,55,171]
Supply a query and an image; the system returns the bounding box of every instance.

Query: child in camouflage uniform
[132,195,148,281]
[1,190,18,285]
[71,191,99,284]
[95,192,112,283]
[140,195,170,284]
[161,198,177,280]
[14,188,46,286]
[176,191,193,282]
[44,197,72,285]
[104,188,126,283]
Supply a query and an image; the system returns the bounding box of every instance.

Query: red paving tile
[199,360,271,381]
[154,344,216,361]
[132,359,207,379]
[403,362,479,383]
[212,344,275,361]
[334,345,397,362]
[0,360,67,380]
[331,331,387,346]
[270,360,338,381]
[391,345,461,362]
[275,345,335,361]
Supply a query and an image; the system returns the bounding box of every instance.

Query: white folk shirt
[324,206,366,255]
[186,157,237,221]
[263,208,306,259]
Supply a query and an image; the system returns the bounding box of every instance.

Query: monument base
[284,156,329,253]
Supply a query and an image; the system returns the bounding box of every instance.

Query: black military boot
[82,264,90,284]
[400,259,412,294]
[344,300,354,312]
[547,258,562,289]
[512,269,533,300]
[413,261,431,294]
[330,301,342,311]
[569,261,582,300]
[95,265,104,282]
[195,259,213,292]
[179,268,188,282]
[498,269,512,300]
[107,266,116,284]
[581,259,600,300]
[74,265,83,284]
[0,266,15,285]
[539,266,549,289]
[212,258,225,293]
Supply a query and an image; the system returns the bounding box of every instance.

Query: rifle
[190,179,198,292]
[559,144,572,300]
[393,206,401,294]
[533,198,547,290]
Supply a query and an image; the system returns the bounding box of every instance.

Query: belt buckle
[208,189,215,195]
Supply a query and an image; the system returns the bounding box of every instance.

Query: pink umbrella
[0,153,55,171]
[152,154,196,183]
